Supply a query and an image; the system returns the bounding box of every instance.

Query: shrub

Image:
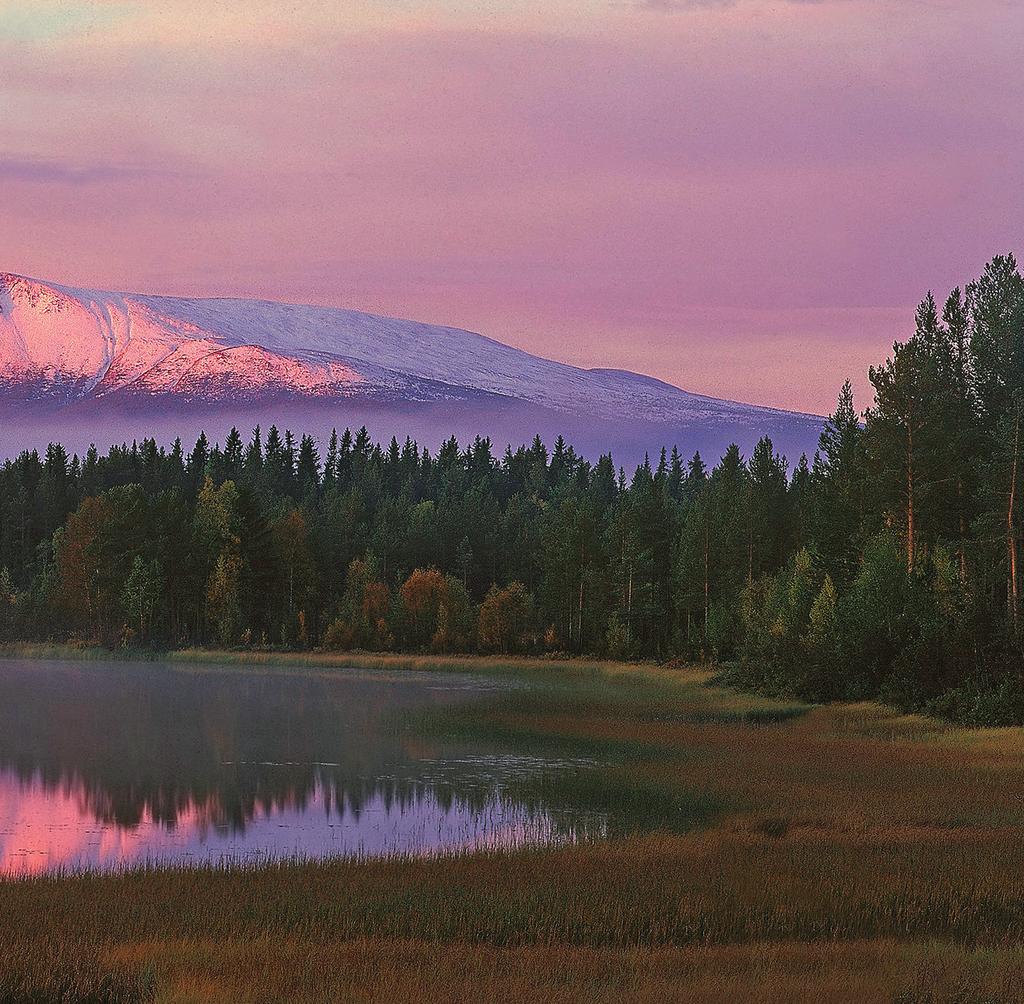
[478,582,535,654]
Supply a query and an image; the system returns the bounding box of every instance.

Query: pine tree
[224,427,244,482]
[324,429,339,488]
[188,433,210,489]
[866,302,949,572]
[668,446,684,502]
[243,426,263,484]
[297,435,321,497]
[969,256,1024,629]
[747,436,789,581]
[810,381,865,586]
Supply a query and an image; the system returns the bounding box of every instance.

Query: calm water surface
[0,659,606,876]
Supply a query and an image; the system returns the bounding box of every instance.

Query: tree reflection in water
[0,660,607,874]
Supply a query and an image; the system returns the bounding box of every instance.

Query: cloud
[0,157,162,185]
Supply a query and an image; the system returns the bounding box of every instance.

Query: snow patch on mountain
[0,271,824,460]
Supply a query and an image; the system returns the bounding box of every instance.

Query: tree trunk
[578,574,584,652]
[1009,405,1020,632]
[957,475,967,584]
[626,563,633,651]
[703,522,710,641]
[906,424,915,573]
[578,536,585,652]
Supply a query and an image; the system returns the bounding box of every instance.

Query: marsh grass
[4,654,1024,1001]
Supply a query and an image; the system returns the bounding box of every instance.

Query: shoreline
[0,642,644,677]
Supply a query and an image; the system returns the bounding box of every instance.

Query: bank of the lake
[0,641,633,676]
[4,654,1024,1002]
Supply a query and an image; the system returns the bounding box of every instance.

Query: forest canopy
[1,254,1023,725]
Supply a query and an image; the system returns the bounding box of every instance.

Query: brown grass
[103,939,1024,1004]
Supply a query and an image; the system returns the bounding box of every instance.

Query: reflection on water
[0,659,606,876]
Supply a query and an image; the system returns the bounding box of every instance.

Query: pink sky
[1,0,1021,414]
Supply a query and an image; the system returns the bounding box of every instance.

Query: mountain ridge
[0,271,824,462]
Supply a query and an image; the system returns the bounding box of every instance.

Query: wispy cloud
[0,157,161,185]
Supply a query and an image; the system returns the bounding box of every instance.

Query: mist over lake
[0,659,607,875]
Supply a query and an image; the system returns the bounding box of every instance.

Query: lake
[0,658,607,876]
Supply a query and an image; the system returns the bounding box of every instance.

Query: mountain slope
[0,271,823,462]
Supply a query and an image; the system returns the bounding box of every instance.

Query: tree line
[1,254,1023,723]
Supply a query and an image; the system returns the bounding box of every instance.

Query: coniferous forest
[2,254,1023,724]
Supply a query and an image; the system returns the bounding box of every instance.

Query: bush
[927,676,1024,727]
[478,582,535,654]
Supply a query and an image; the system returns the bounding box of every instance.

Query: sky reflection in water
[0,660,605,875]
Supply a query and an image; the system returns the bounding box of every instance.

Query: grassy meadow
[4,654,1024,1002]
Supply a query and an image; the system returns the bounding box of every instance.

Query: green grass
[5,654,1024,1001]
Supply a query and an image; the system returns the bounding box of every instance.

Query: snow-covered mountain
[0,271,824,462]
